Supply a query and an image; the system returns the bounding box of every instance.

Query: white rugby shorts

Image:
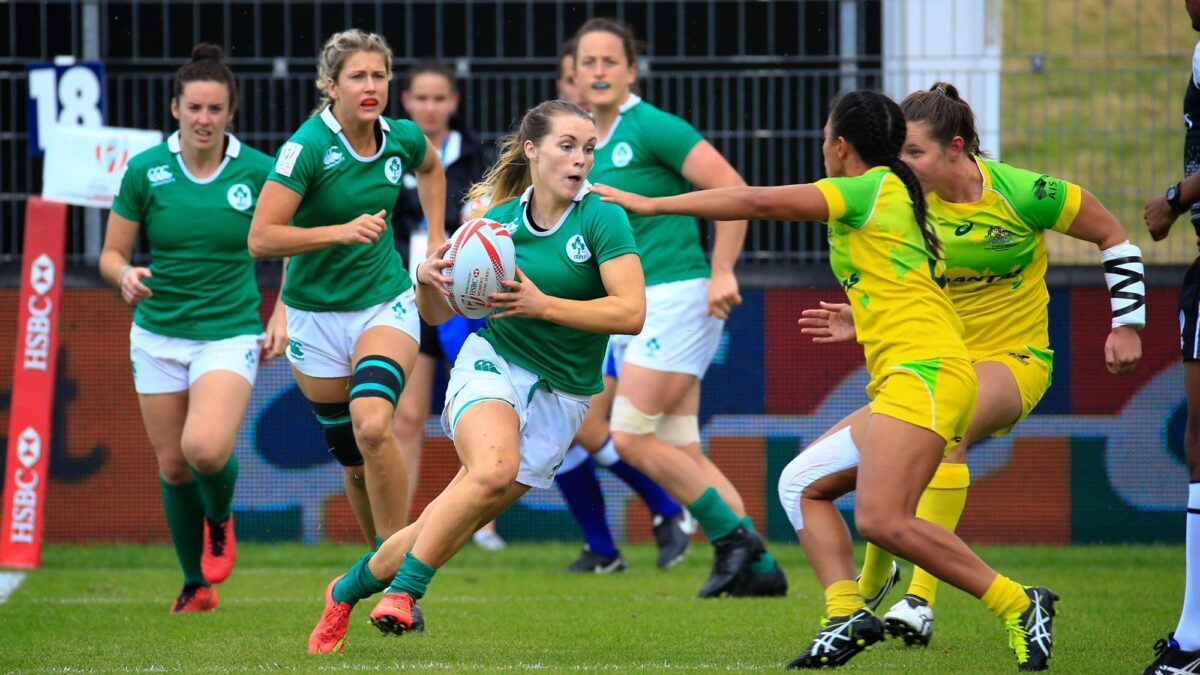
[129,323,262,394]
[285,289,420,378]
[441,334,590,488]
[610,277,723,378]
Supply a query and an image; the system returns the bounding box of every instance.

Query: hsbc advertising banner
[0,198,67,568]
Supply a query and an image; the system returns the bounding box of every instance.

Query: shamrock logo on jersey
[244,349,256,366]
[384,157,403,184]
[227,183,253,211]
[611,141,634,168]
[566,234,592,263]
[392,301,407,319]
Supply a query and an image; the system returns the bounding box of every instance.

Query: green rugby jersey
[269,107,427,311]
[480,184,639,395]
[111,132,271,340]
[589,95,707,286]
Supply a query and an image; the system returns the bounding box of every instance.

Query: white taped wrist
[1100,240,1145,329]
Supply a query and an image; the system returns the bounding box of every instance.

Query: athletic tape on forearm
[1099,240,1146,329]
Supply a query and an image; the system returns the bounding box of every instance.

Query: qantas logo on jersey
[147,165,175,186]
[323,146,344,170]
[227,184,253,211]
[611,142,633,168]
[384,157,403,184]
[566,234,592,263]
[947,265,1026,286]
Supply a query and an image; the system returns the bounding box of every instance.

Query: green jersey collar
[517,181,592,237]
[595,94,642,150]
[166,131,239,185]
[319,106,391,163]
[166,131,242,159]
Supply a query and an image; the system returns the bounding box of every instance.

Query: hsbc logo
[30,254,54,296]
[23,253,55,372]
[16,428,40,469]
[8,427,42,545]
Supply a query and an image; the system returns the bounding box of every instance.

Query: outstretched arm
[680,141,747,320]
[592,182,830,224]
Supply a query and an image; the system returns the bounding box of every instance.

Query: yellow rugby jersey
[931,158,1082,359]
[815,167,968,385]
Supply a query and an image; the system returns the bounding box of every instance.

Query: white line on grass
[0,570,26,603]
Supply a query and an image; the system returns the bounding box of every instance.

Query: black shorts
[418,317,443,359]
[1181,257,1200,361]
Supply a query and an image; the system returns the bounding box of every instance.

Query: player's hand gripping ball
[443,218,516,319]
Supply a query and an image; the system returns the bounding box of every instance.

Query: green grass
[0,542,1184,672]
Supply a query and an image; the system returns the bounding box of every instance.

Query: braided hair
[828,90,940,258]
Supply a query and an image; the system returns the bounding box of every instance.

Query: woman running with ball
[307,99,645,654]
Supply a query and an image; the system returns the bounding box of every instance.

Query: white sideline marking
[0,571,27,604]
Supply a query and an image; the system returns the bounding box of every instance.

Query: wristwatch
[1166,182,1188,214]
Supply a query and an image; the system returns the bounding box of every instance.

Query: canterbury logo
[147,165,174,185]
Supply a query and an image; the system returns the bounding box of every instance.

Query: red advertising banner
[0,198,67,568]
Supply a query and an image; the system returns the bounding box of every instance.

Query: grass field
[0,541,1182,672]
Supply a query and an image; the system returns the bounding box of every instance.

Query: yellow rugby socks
[825,580,867,618]
[982,574,1031,620]
[908,463,970,606]
[859,462,970,604]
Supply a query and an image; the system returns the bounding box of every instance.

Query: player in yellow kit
[594,89,1058,671]
[796,83,1143,650]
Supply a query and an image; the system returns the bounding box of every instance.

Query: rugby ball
[443,218,515,319]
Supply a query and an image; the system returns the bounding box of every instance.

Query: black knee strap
[350,354,406,406]
[310,400,363,467]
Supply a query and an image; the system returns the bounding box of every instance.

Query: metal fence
[1,0,1197,273]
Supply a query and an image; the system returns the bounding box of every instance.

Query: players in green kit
[99,43,284,613]
[307,99,646,655]
[573,18,782,598]
[248,29,447,551]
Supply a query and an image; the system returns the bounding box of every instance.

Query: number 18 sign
[26,61,105,157]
